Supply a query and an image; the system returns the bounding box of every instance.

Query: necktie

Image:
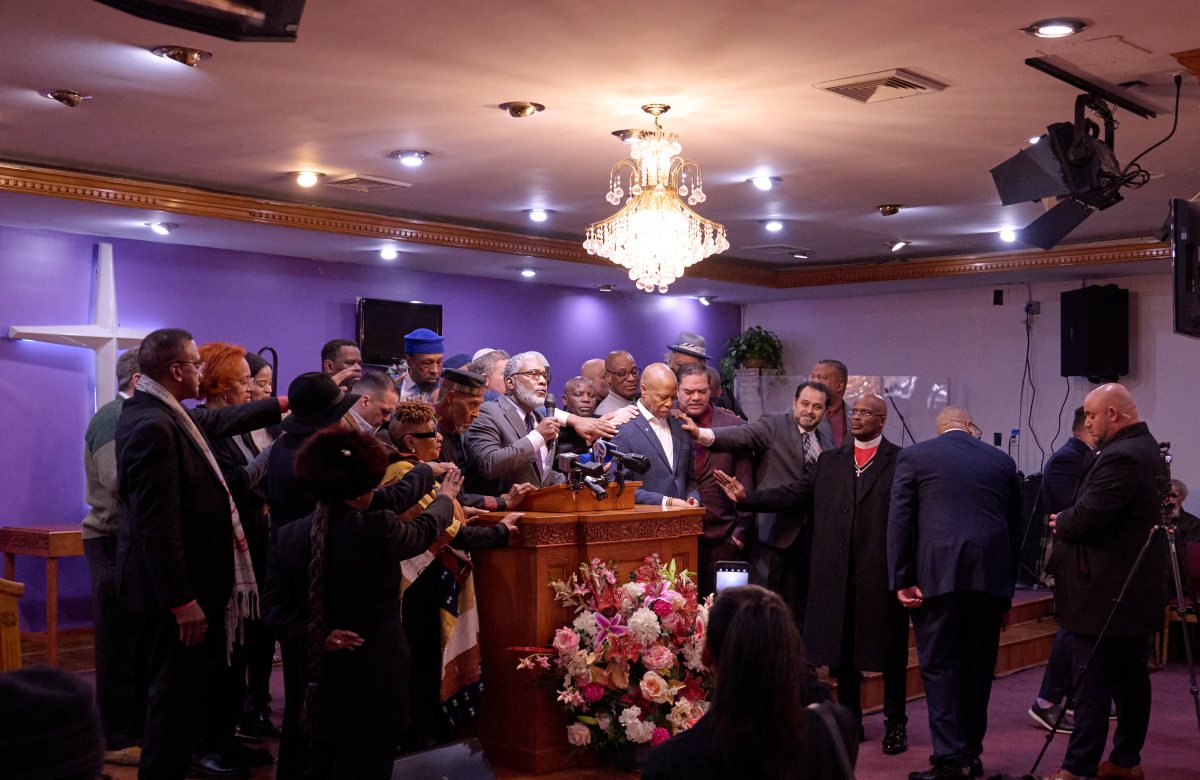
[526,412,543,477]
[802,432,819,466]
[524,412,536,434]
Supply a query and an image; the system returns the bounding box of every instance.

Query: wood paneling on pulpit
[471,483,704,774]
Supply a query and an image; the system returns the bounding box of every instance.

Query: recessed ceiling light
[521,268,537,278]
[380,247,399,261]
[792,250,811,260]
[999,229,1018,243]
[526,208,551,223]
[1028,135,1042,145]
[1022,18,1088,38]
[610,129,644,144]
[748,176,782,191]
[291,170,324,187]
[697,295,717,306]
[763,220,784,232]
[389,150,430,168]
[498,101,545,118]
[890,241,910,252]
[39,89,90,107]
[145,222,178,235]
[151,45,212,67]
[597,283,615,292]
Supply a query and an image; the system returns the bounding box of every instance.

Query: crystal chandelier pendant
[583,105,728,293]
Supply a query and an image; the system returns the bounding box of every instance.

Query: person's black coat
[739,439,906,670]
[115,392,282,614]
[1050,422,1167,636]
[1040,436,1093,516]
[262,498,454,748]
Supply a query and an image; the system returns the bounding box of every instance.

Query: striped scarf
[136,376,259,663]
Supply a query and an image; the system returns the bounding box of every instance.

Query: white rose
[566,722,591,746]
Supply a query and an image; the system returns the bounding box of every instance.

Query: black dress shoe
[237,710,281,741]
[882,721,908,754]
[188,752,249,779]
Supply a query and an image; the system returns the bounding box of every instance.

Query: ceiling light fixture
[145,222,178,235]
[388,150,430,168]
[526,208,550,223]
[890,241,910,252]
[380,246,399,261]
[610,129,645,144]
[521,268,537,278]
[877,204,905,216]
[1029,135,1042,145]
[1022,18,1088,38]
[584,104,728,294]
[498,101,545,118]
[748,176,781,191]
[999,229,1018,243]
[39,89,90,107]
[151,45,212,67]
[597,284,615,293]
[697,295,717,306]
[763,220,784,232]
[291,170,324,187]
[792,250,811,260]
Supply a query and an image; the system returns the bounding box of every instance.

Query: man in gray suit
[608,363,700,507]
[464,351,569,495]
[680,380,831,622]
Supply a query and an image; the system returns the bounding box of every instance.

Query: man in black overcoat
[116,328,285,779]
[888,406,1022,780]
[715,393,909,755]
[1045,384,1167,780]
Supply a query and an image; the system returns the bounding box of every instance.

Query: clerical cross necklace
[854,453,876,478]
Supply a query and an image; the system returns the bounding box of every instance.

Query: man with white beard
[464,352,569,494]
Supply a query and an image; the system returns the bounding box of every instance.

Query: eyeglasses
[512,369,552,382]
[606,367,640,379]
[968,422,983,439]
[849,409,882,418]
[174,360,205,372]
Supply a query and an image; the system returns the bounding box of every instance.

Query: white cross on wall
[7,243,150,410]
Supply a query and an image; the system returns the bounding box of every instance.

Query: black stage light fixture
[93,0,307,42]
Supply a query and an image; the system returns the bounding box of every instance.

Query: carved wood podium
[471,483,704,774]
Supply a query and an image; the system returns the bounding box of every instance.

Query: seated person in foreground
[643,585,858,780]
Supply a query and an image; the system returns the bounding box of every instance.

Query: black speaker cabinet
[1060,284,1129,381]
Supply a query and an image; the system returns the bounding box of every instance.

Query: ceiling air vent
[744,244,812,256]
[814,68,946,104]
[323,175,412,193]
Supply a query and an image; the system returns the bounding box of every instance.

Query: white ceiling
[0,0,1197,301]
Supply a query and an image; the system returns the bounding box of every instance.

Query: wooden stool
[0,525,84,667]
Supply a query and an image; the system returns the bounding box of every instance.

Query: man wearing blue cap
[398,328,444,404]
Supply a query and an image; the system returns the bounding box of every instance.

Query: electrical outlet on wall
[1025,301,1040,316]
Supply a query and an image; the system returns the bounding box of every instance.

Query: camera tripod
[1030,442,1200,774]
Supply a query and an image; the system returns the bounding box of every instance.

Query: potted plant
[719,325,784,384]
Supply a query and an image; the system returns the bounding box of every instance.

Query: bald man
[595,350,639,416]
[1045,384,1166,780]
[607,363,699,507]
[888,406,1021,780]
[716,394,910,752]
[580,358,610,405]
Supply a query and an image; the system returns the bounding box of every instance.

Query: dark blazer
[707,412,820,548]
[1051,422,1167,636]
[609,411,700,505]
[888,430,1022,600]
[740,439,906,670]
[463,397,566,494]
[692,406,755,541]
[815,404,849,450]
[1040,435,1093,515]
[115,392,282,613]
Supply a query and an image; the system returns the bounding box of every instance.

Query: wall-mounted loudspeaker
[1060,284,1128,382]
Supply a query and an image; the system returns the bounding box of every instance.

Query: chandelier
[583,104,729,293]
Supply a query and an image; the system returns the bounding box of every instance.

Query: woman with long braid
[263,428,461,778]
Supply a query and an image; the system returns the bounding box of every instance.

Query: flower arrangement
[517,554,712,753]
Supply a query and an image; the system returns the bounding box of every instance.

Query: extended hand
[330,366,361,391]
[426,461,457,478]
[174,602,207,646]
[713,469,746,502]
[324,629,364,652]
[571,415,618,444]
[601,405,639,427]
[896,585,924,609]
[437,466,464,501]
[499,512,523,537]
[462,506,489,523]
[502,482,535,509]
[674,411,700,440]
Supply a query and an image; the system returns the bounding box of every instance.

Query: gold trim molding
[0,161,1168,289]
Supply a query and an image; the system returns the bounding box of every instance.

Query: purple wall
[0,225,740,630]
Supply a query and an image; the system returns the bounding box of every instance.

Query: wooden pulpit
[470,482,704,774]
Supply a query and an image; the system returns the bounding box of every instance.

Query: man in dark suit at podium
[608,363,699,508]
[888,406,1022,780]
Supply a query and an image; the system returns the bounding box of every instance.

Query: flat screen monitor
[1172,198,1200,338]
[93,0,307,42]
[356,298,442,366]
